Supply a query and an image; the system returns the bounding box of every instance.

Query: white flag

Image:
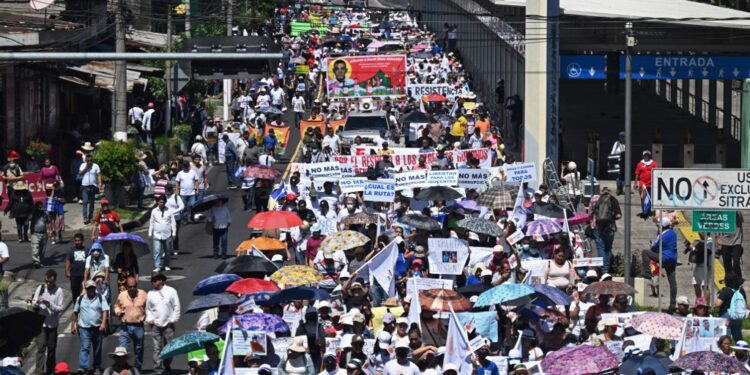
[369,240,399,297]
[218,323,234,375]
[407,278,422,332]
[511,180,526,228]
[445,305,473,375]
[251,245,279,269]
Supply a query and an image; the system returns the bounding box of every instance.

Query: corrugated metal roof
[126,29,168,49]
[65,61,157,92]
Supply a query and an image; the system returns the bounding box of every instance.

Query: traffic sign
[651,169,750,210]
[692,210,736,233]
[561,55,750,80]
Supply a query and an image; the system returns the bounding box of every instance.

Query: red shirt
[95,210,121,237]
[635,160,658,188]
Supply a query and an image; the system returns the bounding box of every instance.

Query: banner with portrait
[325,55,407,98]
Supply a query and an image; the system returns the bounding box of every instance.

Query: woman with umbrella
[113,242,139,291]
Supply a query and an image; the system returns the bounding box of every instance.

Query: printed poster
[231,330,267,356]
[427,238,469,275]
[325,55,407,98]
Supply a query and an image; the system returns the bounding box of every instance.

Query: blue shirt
[477,360,499,375]
[263,135,277,151]
[651,228,677,263]
[465,275,482,287]
[74,293,109,328]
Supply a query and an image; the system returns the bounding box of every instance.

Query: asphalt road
[10,115,300,374]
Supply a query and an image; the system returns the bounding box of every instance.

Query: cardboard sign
[282,311,302,335]
[271,337,292,354]
[468,246,495,268]
[506,230,526,245]
[571,257,604,268]
[325,337,341,354]
[469,335,486,352]
[458,169,491,189]
[405,277,454,295]
[306,162,341,179]
[407,83,466,101]
[520,259,548,284]
[395,170,428,190]
[504,163,537,183]
[340,177,368,193]
[427,238,469,275]
[232,330,267,356]
[427,170,459,187]
[363,181,395,202]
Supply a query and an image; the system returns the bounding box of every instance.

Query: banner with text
[363,181,396,202]
[458,169,491,189]
[407,84,467,101]
[427,170,459,186]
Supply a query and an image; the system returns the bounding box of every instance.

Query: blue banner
[561,55,750,80]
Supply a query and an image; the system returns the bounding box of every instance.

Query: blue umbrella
[159,331,220,360]
[247,291,275,304]
[619,354,671,375]
[258,106,283,116]
[267,286,331,305]
[97,232,149,257]
[474,283,534,308]
[532,284,572,306]
[185,293,238,314]
[193,274,242,296]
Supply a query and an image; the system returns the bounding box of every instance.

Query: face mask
[347,204,355,210]
[521,244,530,251]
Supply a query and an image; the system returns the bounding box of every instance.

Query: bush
[173,124,193,140]
[154,136,179,148]
[93,141,139,184]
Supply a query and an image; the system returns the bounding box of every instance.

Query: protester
[149,195,177,272]
[79,153,102,225]
[29,201,48,268]
[207,199,232,259]
[91,200,123,240]
[103,347,140,375]
[115,276,147,370]
[32,269,65,375]
[5,181,33,242]
[65,233,87,298]
[641,217,678,311]
[71,280,109,374]
[146,273,180,375]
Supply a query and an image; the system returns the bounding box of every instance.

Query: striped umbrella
[525,218,563,237]
[419,289,471,312]
[476,186,516,209]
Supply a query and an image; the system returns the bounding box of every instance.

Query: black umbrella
[185,293,239,314]
[215,255,277,277]
[415,186,463,201]
[457,283,492,297]
[267,286,331,305]
[191,194,229,212]
[0,307,45,357]
[401,111,434,124]
[529,202,574,219]
[398,214,442,231]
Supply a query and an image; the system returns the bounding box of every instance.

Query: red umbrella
[245,166,281,180]
[423,93,449,103]
[247,211,303,229]
[225,278,280,295]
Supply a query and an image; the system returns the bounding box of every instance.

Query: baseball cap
[443,363,458,374]
[396,317,409,325]
[382,312,396,324]
[84,280,96,289]
[353,313,365,323]
[54,362,70,374]
[480,269,493,277]
[395,337,410,349]
[600,273,613,282]
[271,254,284,262]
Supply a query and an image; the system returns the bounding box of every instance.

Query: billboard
[325,55,407,98]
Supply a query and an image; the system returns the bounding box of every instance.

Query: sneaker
[17,239,22,243]
[51,240,56,245]
[172,252,179,256]
[164,267,171,271]
[153,268,160,273]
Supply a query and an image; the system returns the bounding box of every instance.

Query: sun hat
[109,347,130,358]
[84,280,96,289]
[676,296,690,306]
[81,142,95,151]
[395,337,410,349]
[271,254,284,262]
[12,181,26,190]
[731,340,750,351]
[289,336,307,353]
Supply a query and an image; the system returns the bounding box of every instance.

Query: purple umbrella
[673,351,750,374]
[525,218,563,238]
[541,344,618,375]
[532,284,572,306]
[97,232,149,257]
[219,313,290,335]
[457,200,481,212]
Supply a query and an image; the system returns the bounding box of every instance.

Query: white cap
[600,273,612,282]
[469,296,478,303]
[567,161,577,170]
[661,217,672,227]
[377,330,392,343]
[271,254,284,262]
[480,269,492,277]
[443,364,458,373]
[316,300,331,310]
[339,269,351,279]
[396,317,409,325]
[676,296,690,305]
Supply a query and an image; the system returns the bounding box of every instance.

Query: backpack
[594,194,614,225]
[728,288,747,320]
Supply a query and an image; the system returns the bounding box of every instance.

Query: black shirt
[67,246,88,277]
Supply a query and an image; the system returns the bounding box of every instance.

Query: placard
[232,330,267,356]
[504,163,538,182]
[571,257,604,268]
[340,177,368,193]
[340,164,355,178]
[468,246,494,268]
[674,317,728,357]
[469,335,486,352]
[306,162,341,179]
[395,170,428,190]
[506,230,525,246]
[363,181,396,202]
[407,83,467,101]
[405,277,454,295]
[427,238,469,275]
[271,337,293,354]
[458,169,491,189]
[282,311,302,335]
[520,259,548,284]
[363,339,376,356]
[325,337,341,354]
[408,122,429,141]
[427,170,459,187]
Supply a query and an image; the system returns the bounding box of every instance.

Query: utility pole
[185,0,191,38]
[165,3,173,136]
[624,22,636,285]
[114,0,127,134]
[223,0,233,121]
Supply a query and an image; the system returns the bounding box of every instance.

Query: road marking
[282,141,303,181]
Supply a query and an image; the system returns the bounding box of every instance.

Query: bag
[594,194,614,225]
[728,288,747,320]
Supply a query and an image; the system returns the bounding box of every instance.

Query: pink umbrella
[629,312,684,340]
[541,344,618,375]
[410,43,427,52]
[556,211,590,226]
[367,40,385,49]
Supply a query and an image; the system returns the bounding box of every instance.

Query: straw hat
[81,142,95,151]
[289,336,307,353]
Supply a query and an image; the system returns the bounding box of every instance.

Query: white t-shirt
[128,107,144,124]
[323,135,340,152]
[383,359,420,375]
[0,241,8,271]
[239,95,252,109]
[192,164,207,189]
[292,96,306,113]
[79,163,100,187]
[259,155,276,167]
[270,88,285,106]
[257,94,271,108]
[175,169,197,196]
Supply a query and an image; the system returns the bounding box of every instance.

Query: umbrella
[96,232,149,257]
[532,284,572,306]
[457,217,503,237]
[185,293,238,314]
[525,219,563,237]
[367,39,385,49]
[456,283,492,297]
[583,280,637,296]
[247,211,303,229]
[236,237,286,254]
[540,344,619,375]
[245,291,275,304]
[258,106,283,115]
[619,354,670,375]
[398,214,442,231]
[251,81,269,89]
[215,255,279,277]
[191,194,229,212]
[267,286,331,304]
[530,202,574,219]
[318,230,370,253]
[673,351,749,374]
[423,93,449,103]
[476,186,516,209]
[415,186,462,201]
[410,43,427,52]
[160,331,220,360]
[401,111,434,124]
[557,211,590,226]
[474,283,534,308]
[420,289,471,312]
[629,312,684,340]
[193,274,242,296]
[456,200,481,212]
[340,211,380,225]
[0,308,45,357]
[244,166,281,180]
[219,313,289,335]
[270,265,323,288]
[225,278,280,295]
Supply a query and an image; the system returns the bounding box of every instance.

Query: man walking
[0,237,8,311]
[32,269,65,375]
[65,233,87,298]
[71,280,109,374]
[115,276,147,370]
[91,200,123,240]
[146,273,180,375]
[164,186,184,256]
[78,153,102,225]
[128,103,144,132]
[223,134,240,189]
[142,102,156,146]
[83,242,110,283]
[207,199,231,259]
[29,201,48,268]
[175,161,198,224]
[292,91,306,128]
[589,186,621,274]
[149,195,176,272]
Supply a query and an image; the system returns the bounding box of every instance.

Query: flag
[511,179,526,228]
[268,182,287,211]
[445,305,473,375]
[218,323,234,375]
[367,240,399,297]
[235,294,258,314]
[642,188,652,216]
[250,245,278,269]
[407,278,422,332]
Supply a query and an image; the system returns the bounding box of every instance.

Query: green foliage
[194,14,225,37]
[154,136,179,148]
[93,141,139,183]
[148,77,167,101]
[173,124,193,140]
[205,98,219,118]
[236,0,275,27]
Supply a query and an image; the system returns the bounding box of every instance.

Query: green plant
[93,141,139,183]
[148,77,167,101]
[154,136,179,148]
[205,98,218,118]
[173,124,193,140]
[25,139,51,161]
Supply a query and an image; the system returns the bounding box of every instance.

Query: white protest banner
[395,170,428,190]
[334,148,492,174]
[363,181,396,202]
[458,169,491,189]
[468,335,486,352]
[340,164,355,177]
[485,357,508,375]
[504,162,537,182]
[408,123,429,141]
[520,259,548,284]
[282,311,302,335]
[405,277,454,296]
[318,218,337,235]
[305,162,341,179]
[468,247,494,268]
[363,339,376,356]
[626,334,654,352]
[339,177,368,193]
[232,330,267,356]
[506,230,525,246]
[428,170,459,186]
[674,317,727,357]
[571,257,604,268]
[407,83,466,101]
[428,238,469,275]
[325,337,341,354]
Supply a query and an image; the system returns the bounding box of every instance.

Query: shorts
[692,264,708,286]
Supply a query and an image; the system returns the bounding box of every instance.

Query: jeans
[35,326,57,375]
[78,326,102,370]
[30,233,47,263]
[197,188,206,203]
[212,228,228,256]
[226,157,238,186]
[641,249,677,308]
[152,324,174,371]
[294,112,303,128]
[180,195,197,221]
[119,324,145,369]
[14,217,28,240]
[593,227,615,273]
[721,245,743,280]
[242,187,256,210]
[81,186,97,222]
[152,238,173,270]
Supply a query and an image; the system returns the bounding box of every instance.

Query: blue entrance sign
[561,55,750,80]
